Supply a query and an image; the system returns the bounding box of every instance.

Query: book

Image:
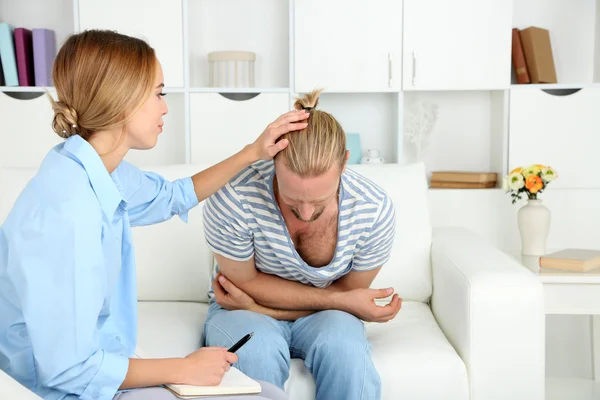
[539,249,600,272]
[520,26,557,84]
[14,28,34,86]
[511,28,531,84]
[0,23,18,86]
[132,348,261,398]
[430,171,497,184]
[166,367,261,398]
[0,53,5,85]
[32,28,56,87]
[429,181,496,189]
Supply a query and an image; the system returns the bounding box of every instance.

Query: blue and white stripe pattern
[203,161,395,290]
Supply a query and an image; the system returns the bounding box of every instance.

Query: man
[202,90,399,400]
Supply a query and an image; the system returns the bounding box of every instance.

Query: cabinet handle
[412,49,417,86]
[388,53,393,88]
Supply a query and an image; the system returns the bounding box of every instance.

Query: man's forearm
[236,271,342,311]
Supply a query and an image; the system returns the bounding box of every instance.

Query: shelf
[0,86,54,93]
[546,377,600,400]
[0,87,291,94]
[163,87,186,93]
[188,87,290,94]
[511,83,600,90]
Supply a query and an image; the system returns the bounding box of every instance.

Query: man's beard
[291,208,325,223]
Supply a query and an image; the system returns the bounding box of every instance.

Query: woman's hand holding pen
[177,347,238,386]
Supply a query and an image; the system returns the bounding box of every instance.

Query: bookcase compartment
[188,0,289,90]
[78,0,184,87]
[313,93,401,163]
[402,90,509,181]
[512,0,600,85]
[508,87,600,188]
[189,92,290,165]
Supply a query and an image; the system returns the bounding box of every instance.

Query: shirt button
[116,336,121,342]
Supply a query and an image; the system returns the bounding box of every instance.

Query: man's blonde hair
[275,89,346,177]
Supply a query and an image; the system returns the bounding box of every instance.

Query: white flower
[541,167,557,182]
[502,177,509,192]
[508,172,525,191]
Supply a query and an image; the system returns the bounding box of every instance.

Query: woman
[0,30,307,400]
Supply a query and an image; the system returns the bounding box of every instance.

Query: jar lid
[208,51,256,61]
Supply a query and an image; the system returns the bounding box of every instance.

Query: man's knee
[309,311,370,361]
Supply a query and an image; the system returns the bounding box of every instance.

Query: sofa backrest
[0,162,433,304]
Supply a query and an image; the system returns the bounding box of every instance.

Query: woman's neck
[87,130,129,174]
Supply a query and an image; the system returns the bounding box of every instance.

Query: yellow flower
[509,167,522,175]
[522,165,541,178]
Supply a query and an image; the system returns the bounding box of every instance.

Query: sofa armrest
[431,227,545,400]
[0,369,42,399]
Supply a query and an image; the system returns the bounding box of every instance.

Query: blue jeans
[204,302,381,400]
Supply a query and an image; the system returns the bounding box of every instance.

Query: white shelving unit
[0,0,599,186]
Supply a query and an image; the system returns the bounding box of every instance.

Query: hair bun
[50,98,79,139]
[294,89,322,111]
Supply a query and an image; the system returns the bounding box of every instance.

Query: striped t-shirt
[202,161,396,291]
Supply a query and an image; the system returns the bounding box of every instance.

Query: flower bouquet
[502,164,558,204]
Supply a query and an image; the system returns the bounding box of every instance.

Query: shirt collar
[62,135,124,218]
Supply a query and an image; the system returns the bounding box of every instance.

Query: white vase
[517,199,551,256]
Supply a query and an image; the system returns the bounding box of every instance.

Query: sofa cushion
[137,301,208,359]
[349,163,432,302]
[137,301,468,400]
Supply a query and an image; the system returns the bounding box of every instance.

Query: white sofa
[0,162,545,400]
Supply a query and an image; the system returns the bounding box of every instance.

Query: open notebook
[166,367,261,398]
[133,348,261,398]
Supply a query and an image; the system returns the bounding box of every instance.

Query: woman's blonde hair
[276,89,346,177]
[48,29,157,140]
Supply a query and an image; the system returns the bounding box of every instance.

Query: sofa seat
[136,301,469,400]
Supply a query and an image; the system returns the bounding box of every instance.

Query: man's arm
[329,267,382,292]
[215,254,401,322]
[213,275,313,321]
[215,254,339,311]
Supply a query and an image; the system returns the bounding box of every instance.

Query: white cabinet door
[0,92,62,167]
[190,93,289,165]
[294,0,402,93]
[509,88,600,189]
[403,0,512,91]
[78,0,184,87]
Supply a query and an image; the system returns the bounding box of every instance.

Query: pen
[227,332,254,353]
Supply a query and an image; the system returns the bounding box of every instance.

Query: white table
[516,253,600,400]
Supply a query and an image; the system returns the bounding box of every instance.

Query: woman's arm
[121,348,237,389]
[123,110,308,227]
[191,109,309,203]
